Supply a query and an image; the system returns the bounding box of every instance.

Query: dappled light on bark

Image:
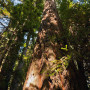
[23,0,62,89]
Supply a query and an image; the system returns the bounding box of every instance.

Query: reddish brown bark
[23,0,61,90]
[23,0,88,90]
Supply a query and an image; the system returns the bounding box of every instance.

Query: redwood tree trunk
[23,0,88,90]
[23,0,61,89]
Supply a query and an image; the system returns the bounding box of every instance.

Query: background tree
[57,0,90,88]
[0,0,43,89]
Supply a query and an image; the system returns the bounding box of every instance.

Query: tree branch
[0,22,6,28]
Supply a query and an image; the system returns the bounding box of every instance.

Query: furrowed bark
[23,0,62,89]
[23,0,88,90]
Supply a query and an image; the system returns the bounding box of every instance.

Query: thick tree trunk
[23,0,88,90]
[23,0,61,89]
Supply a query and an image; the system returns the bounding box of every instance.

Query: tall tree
[23,0,62,89]
[23,0,88,90]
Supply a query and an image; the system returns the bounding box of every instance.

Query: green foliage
[47,55,71,76]
[56,0,90,88]
[61,45,68,51]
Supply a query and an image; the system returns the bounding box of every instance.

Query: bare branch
[0,22,6,28]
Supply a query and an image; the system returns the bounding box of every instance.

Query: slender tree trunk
[0,31,24,90]
[23,0,88,90]
[10,32,31,90]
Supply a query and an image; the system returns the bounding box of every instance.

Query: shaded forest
[0,0,90,90]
